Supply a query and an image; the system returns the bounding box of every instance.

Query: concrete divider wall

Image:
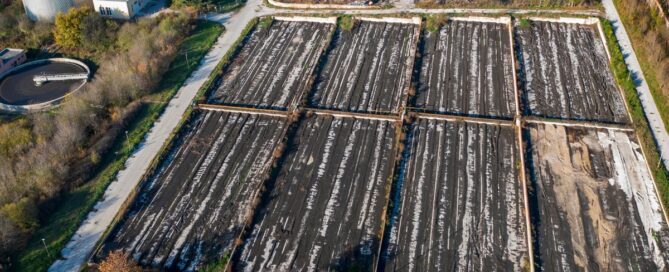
[267,0,375,9]
[450,16,511,24]
[274,16,338,24]
[398,17,421,122]
[356,16,422,25]
[527,16,599,25]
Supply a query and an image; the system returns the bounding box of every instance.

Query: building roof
[0,48,25,65]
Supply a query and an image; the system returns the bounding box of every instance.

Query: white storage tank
[22,0,76,22]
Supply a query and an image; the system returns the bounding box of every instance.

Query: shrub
[201,253,231,272]
[0,0,53,47]
[0,215,26,260]
[0,119,32,157]
[338,15,355,31]
[54,6,119,52]
[259,16,273,29]
[0,12,194,266]
[425,14,446,32]
[98,250,142,272]
[53,7,89,48]
[0,198,39,232]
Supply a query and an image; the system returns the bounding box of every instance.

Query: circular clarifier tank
[0,58,90,113]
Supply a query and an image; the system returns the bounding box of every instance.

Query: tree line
[0,4,194,268]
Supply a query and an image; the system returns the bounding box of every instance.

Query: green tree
[80,12,119,52]
[0,11,17,39]
[0,198,39,232]
[53,7,90,48]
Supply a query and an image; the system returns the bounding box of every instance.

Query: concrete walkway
[602,0,669,170]
[48,2,267,271]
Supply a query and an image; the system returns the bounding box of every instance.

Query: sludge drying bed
[91,15,669,272]
[98,110,287,271]
[415,18,516,119]
[236,114,398,271]
[383,118,529,271]
[208,18,334,110]
[516,20,628,123]
[526,123,669,271]
[309,18,419,114]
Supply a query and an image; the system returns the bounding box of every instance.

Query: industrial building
[93,0,155,19]
[0,48,26,75]
[21,0,77,22]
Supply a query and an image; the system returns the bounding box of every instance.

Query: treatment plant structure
[21,0,78,22]
[0,58,90,113]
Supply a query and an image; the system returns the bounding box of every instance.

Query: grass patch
[338,15,355,31]
[612,0,669,134]
[425,14,447,32]
[600,18,669,214]
[518,18,532,28]
[196,17,259,101]
[258,16,274,30]
[146,20,224,102]
[13,103,160,272]
[200,253,231,272]
[212,0,247,12]
[12,19,223,272]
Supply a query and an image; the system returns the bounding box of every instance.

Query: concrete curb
[268,0,376,9]
[274,15,337,23]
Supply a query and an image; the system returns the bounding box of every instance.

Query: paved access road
[602,0,669,170]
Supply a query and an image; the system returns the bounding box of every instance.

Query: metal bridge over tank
[33,73,89,86]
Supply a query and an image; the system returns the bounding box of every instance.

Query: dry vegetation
[98,250,142,272]
[616,0,669,121]
[0,10,194,268]
[0,1,52,49]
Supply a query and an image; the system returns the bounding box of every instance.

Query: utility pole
[186,51,190,69]
[185,51,190,69]
[42,238,53,259]
[658,154,663,172]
